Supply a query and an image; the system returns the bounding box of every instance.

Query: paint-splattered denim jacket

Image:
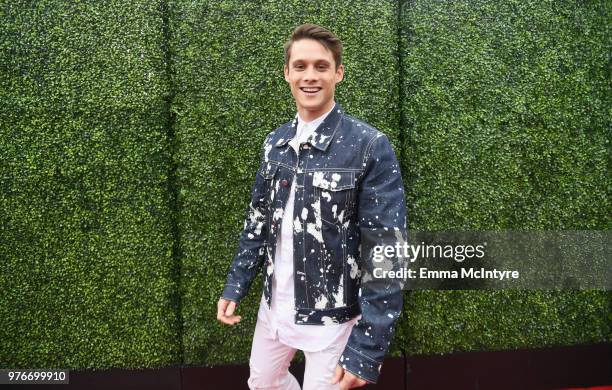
[222,102,407,383]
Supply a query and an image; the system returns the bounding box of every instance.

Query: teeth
[302,87,320,92]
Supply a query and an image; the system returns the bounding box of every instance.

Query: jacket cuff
[338,344,382,384]
[221,283,245,304]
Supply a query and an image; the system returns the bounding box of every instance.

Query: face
[284,39,344,122]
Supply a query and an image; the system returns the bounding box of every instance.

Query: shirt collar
[297,106,333,133]
[275,101,344,152]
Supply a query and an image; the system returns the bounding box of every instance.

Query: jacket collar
[275,101,344,152]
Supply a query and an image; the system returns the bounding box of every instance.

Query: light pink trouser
[247,314,353,390]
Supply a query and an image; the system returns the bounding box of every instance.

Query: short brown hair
[284,23,343,69]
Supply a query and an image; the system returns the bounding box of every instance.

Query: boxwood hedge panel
[396,0,611,356]
[171,0,400,365]
[0,1,181,367]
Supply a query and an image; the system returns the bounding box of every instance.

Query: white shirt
[258,107,359,352]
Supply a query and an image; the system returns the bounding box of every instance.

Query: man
[217,23,407,390]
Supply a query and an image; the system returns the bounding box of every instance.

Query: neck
[297,100,336,123]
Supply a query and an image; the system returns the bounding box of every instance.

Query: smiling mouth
[300,87,322,95]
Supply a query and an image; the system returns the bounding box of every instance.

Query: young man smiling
[218,24,407,390]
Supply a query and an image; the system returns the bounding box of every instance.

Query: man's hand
[217,298,242,325]
[331,364,368,389]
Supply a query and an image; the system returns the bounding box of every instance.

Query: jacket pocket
[312,170,357,226]
[260,162,279,180]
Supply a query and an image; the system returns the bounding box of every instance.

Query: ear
[284,64,290,82]
[335,64,345,84]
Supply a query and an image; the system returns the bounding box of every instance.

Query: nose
[303,65,317,82]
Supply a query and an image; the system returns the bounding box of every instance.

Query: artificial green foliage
[401,0,609,230]
[0,0,609,370]
[393,290,611,356]
[0,1,181,368]
[394,0,611,357]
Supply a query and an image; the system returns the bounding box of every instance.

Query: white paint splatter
[312,171,328,188]
[321,191,331,202]
[333,277,344,307]
[272,207,284,222]
[248,206,264,236]
[313,171,343,191]
[306,198,323,243]
[264,142,272,162]
[347,255,359,279]
[314,295,328,309]
[321,316,339,325]
[293,216,302,233]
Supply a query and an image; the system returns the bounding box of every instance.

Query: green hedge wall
[395,0,610,356]
[0,1,181,367]
[0,0,609,369]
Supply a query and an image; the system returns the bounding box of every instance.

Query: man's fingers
[339,374,352,390]
[217,298,241,325]
[225,301,236,317]
[338,369,367,390]
[217,299,228,320]
[338,368,354,390]
[331,364,343,384]
[219,314,241,325]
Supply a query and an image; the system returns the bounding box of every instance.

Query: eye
[317,64,328,70]
[294,64,305,70]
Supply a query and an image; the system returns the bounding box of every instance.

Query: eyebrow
[291,59,332,66]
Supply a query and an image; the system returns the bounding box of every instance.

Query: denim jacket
[222,102,407,383]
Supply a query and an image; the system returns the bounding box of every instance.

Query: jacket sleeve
[338,133,408,384]
[221,134,272,304]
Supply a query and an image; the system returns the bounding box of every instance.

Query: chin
[304,98,326,107]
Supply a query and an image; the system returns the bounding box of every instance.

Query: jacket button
[281,179,289,187]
